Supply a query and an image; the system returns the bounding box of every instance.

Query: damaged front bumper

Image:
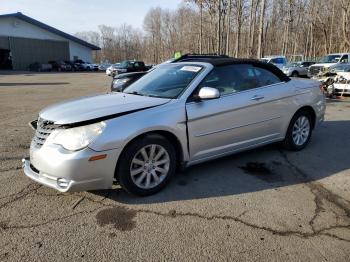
[22,144,122,192]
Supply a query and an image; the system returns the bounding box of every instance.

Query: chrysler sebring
[23,55,325,195]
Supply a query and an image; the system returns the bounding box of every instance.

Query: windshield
[123,64,203,98]
[260,58,269,63]
[119,61,129,67]
[319,55,342,63]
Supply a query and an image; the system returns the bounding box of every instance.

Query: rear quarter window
[252,67,282,87]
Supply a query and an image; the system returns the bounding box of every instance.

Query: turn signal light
[88,154,107,161]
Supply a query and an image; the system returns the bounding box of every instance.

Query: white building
[0,12,100,70]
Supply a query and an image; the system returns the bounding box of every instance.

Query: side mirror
[196,87,220,101]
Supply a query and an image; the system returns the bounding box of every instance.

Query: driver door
[186,64,288,162]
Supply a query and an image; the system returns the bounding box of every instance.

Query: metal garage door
[0,37,9,49]
[9,37,69,70]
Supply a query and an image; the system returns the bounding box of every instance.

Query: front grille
[309,66,323,76]
[32,117,57,148]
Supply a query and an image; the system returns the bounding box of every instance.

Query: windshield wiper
[128,91,145,96]
[146,94,165,98]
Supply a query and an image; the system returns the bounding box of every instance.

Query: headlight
[50,122,106,151]
[112,78,130,91]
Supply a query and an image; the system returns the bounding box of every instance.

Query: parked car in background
[109,60,151,77]
[23,55,325,196]
[64,60,82,71]
[87,63,99,71]
[332,64,350,95]
[308,53,350,78]
[260,56,288,69]
[48,61,71,72]
[316,63,350,96]
[106,63,120,76]
[282,61,315,77]
[111,71,147,92]
[74,59,97,71]
[98,63,111,71]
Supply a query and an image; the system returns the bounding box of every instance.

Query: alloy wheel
[130,144,170,189]
[292,116,310,146]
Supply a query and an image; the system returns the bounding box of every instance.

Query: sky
[1,0,184,34]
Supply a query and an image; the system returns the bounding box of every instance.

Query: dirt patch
[96,206,136,231]
[168,209,177,217]
[239,162,283,183]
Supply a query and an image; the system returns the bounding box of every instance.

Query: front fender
[88,102,189,160]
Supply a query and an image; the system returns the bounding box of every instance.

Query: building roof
[0,12,100,50]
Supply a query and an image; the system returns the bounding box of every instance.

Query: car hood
[336,72,350,80]
[311,63,337,68]
[39,92,171,125]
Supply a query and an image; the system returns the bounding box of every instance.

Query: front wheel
[291,71,299,77]
[283,111,312,151]
[117,134,176,196]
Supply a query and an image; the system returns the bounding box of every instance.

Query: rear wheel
[291,71,299,77]
[117,134,176,196]
[283,111,312,151]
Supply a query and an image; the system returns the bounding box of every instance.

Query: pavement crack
[0,206,102,230]
[278,150,350,242]
[0,183,41,209]
[279,150,350,218]
[71,196,85,209]
[134,208,349,240]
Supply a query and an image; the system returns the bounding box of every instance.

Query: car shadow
[92,120,350,204]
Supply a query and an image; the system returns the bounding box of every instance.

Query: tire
[291,71,299,77]
[117,134,176,196]
[283,110,313,151]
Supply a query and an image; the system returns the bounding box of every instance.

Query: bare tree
[257,0,266,58]
[76,0,350,64]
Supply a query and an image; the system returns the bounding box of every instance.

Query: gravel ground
[0,72,349,261]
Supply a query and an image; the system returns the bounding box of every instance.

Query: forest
[75,0,350,64]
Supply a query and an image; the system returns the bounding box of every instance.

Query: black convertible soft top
[174,55,290,82]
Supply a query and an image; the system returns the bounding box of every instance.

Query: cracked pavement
[0,72,349,261]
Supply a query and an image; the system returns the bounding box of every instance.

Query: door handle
[251,95,265,101]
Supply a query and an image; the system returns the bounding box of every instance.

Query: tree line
[76,0,350,64]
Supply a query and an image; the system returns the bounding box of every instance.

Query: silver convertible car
[23,55,326,195]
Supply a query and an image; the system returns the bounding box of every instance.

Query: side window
[340,55,348,63]
[197,64,260,96]
[253,67,282,87]
[271,58,284,64]
[134,62,140,69]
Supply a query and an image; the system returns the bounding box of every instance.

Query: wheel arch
[115,130,185,177]
[293,105,316,129]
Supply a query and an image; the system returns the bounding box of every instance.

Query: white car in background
[106,63,121,76]
[260,56,288,69]
[98,63,111,71]
[308,53,350,78]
